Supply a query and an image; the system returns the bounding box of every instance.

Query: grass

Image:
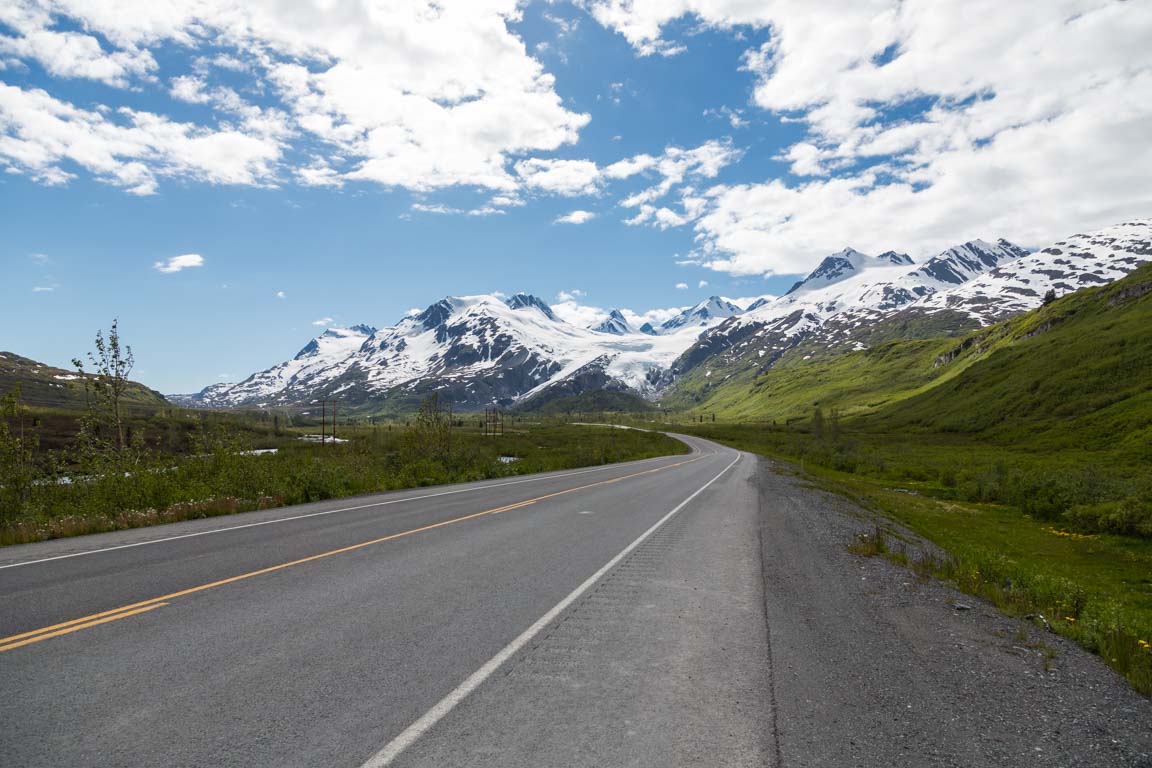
[677,422,1152,695]
[0,422,688,546]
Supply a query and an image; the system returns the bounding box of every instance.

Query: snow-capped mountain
[180,294,738,411]
[176,220,1150,413]
[197,324,378,407]
[669,220,1150,387]
[657,296,743,333]
[591,309,633,335]
[914,221,1151,320]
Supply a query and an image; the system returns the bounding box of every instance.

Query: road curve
[0,435,771,767]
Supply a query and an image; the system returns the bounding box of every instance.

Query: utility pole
[321,400,326,444]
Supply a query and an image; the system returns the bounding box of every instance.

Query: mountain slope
[865,261,1152,450]
[664,220,1151,409]
[668,260,1152,447]
[0,352,168,410]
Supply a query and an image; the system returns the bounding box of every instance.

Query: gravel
[756,456,1152,768]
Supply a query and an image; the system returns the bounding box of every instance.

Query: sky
[2,0,1150,393]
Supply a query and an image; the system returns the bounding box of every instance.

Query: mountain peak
[592,309,632,335]
[787,248,877,296]
[878,250,914,266]
[911,239,1028,286]
[658,296,742,333]
[505,292,557,320]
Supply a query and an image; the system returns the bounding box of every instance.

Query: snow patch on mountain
[917,221,1151,321]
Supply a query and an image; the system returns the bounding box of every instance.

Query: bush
[1064,495,1152,538]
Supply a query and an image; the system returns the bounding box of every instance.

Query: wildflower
[1064,616,1077,623]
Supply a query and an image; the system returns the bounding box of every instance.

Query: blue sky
[2,0,1149,392]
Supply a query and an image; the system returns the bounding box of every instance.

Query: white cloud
[311,317,334,326]
[704,106,747,129]
[698,280,708,288]
[675,282,688,289]
[617,139,742,209]
[410,201,504,217]
[154,254,204,273]
[550,291,688,329]
[0,84,282,194]
[585,0,1152,276]
[555,209,596,224]
[0,22,157,87]
[603,153,656,179]
[32,283,58,292]
[276,290,286,299]
[1,0,589,194]
[515,158,602,196]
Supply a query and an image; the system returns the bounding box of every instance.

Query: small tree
[73,319,135,456]
[1042,288,1058,306]
[414,392,453,461]
[828,408,842,442]
[812,406,825,440]
[0,388,37,520]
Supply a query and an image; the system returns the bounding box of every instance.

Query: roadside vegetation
[672,421,1152,695]
[650,265,1152,694]
[0,326,687,547]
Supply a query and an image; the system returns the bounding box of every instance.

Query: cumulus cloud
[0,17,157,87]
[276,291,286,299]
[0,85,281,194]
[586,0,1152,275]
[0,0,589,194]
[154,254,204,273]
[515,158,602,196]
[311,317,334,326]
[675,282,688,289]
[554,209,596,224]
[549,292,688,329]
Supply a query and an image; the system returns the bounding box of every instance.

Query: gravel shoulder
[758,456,1152,767]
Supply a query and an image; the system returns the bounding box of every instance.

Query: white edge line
[0,453,696,571]
[359,449,743,768]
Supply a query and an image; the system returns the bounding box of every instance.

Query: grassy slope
[861,268,1152,458]
[0,351,167,410]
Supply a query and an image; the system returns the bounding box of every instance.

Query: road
[2,434,1150,767]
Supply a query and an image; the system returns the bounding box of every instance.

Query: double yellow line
[0,456,700,653]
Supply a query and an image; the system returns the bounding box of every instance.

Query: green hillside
[0,351,168,410]
[674,262,1152,455]
[672,262,1152,535]
[861,267,1152,455]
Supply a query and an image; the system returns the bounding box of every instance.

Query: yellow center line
[0,455,702,653]
[0,603,170,653]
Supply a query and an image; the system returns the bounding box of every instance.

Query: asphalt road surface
[2,434,1150,767]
